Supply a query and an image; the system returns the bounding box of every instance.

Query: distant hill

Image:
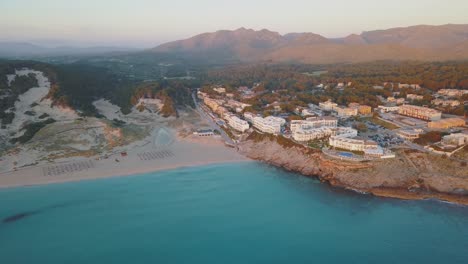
[150,24,468,64]
[0,42,139,58]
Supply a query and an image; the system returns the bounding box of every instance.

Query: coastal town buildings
[347,104,373,115]
[431,99,461,107]
[319,100,338,111]
[358,105,372,115]
[437,89,468,97]
[407,94,424,101]
[397,129,423,140]
[213,87,226,94]
[428,118,466,129]
[335,107,358,117]
[442,132,468,147]
[398,105,442,121]
[243,112,255,123]
[225,114,250,133]
[194,129,215,137]
[290,117,338,133]
[226,100,251,113]
[290,117,339,142]
[329,136,380,152]
[399,83,421,89]
[252,116,286,134]
[377,105,400,113]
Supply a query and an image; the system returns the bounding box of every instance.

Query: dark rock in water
[2,211,39,223]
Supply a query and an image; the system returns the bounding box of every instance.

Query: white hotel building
[319,100,338,111]
[252,116,286,134]
[335,107,358,118]
[290,117,338,132]
[225,114,250,133]
[329,136,379,152]
[291,116,356,142]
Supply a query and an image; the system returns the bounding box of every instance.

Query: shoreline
[0,137,250,189]
[239,138,468,206]
[0,160,253,190]
[1,133,466,207]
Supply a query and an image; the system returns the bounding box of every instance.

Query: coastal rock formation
[239,138,468,205]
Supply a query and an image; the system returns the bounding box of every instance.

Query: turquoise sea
[0,162,467,264]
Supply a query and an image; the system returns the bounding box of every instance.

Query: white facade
[431,99,461,107]
[225,115,250,133]
[292,125,356,142]
[407,94,424,101]
[329,136,379,152]
[243,112,255,122]
[377,105,400,113]
[213,87,226,93]
[291,117,339,142]
[335,107,358,117]
[397,129,422,140]
[290,117,337,133]
[437,89,468,97]
[252,116,286,134]
[398,105,442,121]
[442,133,468,146]
[319,101,338,111]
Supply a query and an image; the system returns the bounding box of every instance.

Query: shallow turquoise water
[0,162,467,264]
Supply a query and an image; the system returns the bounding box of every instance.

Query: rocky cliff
[239,138,468,205]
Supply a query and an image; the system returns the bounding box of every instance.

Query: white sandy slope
[93,99,175,127]
[1,69,78,140]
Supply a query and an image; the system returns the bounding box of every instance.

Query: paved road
[192,92,235,146]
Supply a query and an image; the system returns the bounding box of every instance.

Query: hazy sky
[1,0,467,48]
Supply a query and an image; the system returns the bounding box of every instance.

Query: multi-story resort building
[431,99,461,107]
[442,132,468,147]
[329,136,380,152]
[335,107,358,117]
[377,105,400,113]
[225,114,250,133]
[319,100,338,111]
[358,105,372,115]
[398,105,442,121]
[291,117,339,142]
[252,116,286,134]
[194,129,215,137]
[226,100,251,113]
[290,117,338,133]
[292,125,356,142]
[406,94,424,101]
[428,118,466,129]
[203,97,222,111]
[397,129,422,140]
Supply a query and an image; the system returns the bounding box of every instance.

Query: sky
[0,0,467,48]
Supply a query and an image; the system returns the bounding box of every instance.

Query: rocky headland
[239,134,468,205]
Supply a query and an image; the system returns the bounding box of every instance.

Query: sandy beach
[0,135,250,188]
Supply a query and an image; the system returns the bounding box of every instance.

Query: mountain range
[151,24,468,64]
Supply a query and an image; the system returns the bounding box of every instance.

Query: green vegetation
[327,61,468,90]
[247,131,319,154]
[308,139,328,150]
[10,118,56,144]
[353,122,368,133]
[10,73,38,93]
[414,131,449,146]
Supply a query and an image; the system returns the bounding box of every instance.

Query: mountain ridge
[151,24,468,63]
